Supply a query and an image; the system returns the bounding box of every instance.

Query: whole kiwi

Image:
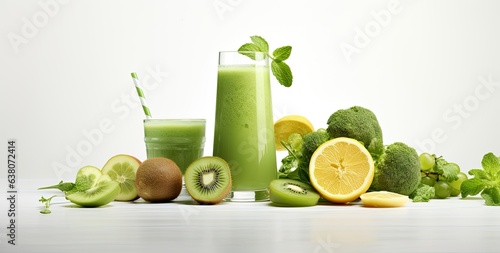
[184,156,232,204]
[135,157,182,202]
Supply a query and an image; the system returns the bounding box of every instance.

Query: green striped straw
[131,72,152,119]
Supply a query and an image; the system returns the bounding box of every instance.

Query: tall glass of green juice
[213,51,277,201]
[143,119,206,174]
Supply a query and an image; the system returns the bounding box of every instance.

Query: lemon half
[274,115,314,151]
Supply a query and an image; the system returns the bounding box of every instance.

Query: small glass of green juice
[143,118,206,177]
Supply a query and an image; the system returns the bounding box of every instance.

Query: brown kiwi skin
[187,156,232,205]
[135,157,182,202]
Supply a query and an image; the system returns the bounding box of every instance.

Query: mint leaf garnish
[273,46,292,62]
[271,61,293,87]
[461,152,500,205]
[250,36,269,52]
[238,43,263,60]
[238,43,262,52]
[238,35,293,87]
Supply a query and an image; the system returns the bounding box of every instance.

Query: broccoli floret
[326,106,384,158]
[302,129,329,159]
[372,142,421,195]
[296,129,330,182]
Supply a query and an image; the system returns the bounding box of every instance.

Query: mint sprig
[238,36,293,87]
[461,152,500,206]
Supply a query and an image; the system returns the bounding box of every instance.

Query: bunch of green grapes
[419,153,468,199]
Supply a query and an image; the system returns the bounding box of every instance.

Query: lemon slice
[360,191,410,207]
[309,137,374,204]
[274,115,314,151]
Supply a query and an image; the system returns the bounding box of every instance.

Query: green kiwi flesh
[66,175,120,207]
[269,179,320,207]
[185,156,232,204]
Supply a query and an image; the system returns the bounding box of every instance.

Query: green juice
[213,65,277,191]
[144,119,206,174]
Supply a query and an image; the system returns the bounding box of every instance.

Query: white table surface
[2,179,500,253]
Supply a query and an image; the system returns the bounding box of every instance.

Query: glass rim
[219,50,267,54]
[143,118,206,123]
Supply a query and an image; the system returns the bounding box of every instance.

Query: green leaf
[250,36,269,53]
[437,163,459,182]
[272,46,292,62]
[271,61,293,87]
[238,42,262,52]
[460,178,487,198]
[481,187,500,206]
[468,168,491,180]
[298,168,311,185]
[38,181,75,192]
[238,36,293,88]
[285,168,301,180]
[482,152,500,177]
[279,154,296,174]
[238,43,262,60]
[410,184,435,202]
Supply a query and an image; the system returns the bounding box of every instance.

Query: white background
[1,0,500,182]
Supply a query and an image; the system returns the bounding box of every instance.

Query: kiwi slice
[269,179,320,207]
[184,156,232,204]
[66,175,120,207]
[101,154,141,201]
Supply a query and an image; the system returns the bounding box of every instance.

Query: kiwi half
[184,156,232,204]
[269,179,320,207]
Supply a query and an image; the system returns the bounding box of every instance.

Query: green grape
[450,172,468,196]
[421,176,436,186]
[434,181,451,199]
[428,173,438,181]
[419,153,435,171]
